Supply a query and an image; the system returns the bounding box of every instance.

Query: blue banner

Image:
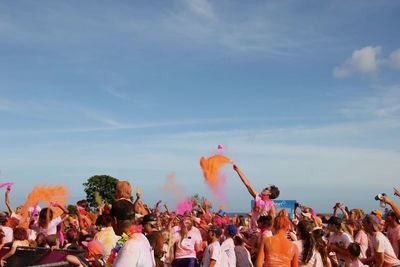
[251,199,297,219]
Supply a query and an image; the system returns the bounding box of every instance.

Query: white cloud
[333,46,383,78]
[333,46,400,78]
[389,49,400,69]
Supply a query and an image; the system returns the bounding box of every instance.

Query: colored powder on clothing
[199,154,233,198]
[20,186,68,227]
[175,198,192,215]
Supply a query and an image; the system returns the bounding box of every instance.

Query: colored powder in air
[20,186,68,228]
[175,198,192,215]
[161,172,184,201]
[0,182,13,191]
[199,154,232,197]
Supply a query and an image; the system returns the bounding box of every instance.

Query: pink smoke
[0,182,13,192]
[175,198,192,215]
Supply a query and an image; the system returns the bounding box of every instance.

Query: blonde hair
[116,181,132,199]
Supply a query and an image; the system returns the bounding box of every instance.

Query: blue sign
[251,199,297,219]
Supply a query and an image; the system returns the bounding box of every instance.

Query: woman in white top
[294,220,326,267]
[34,202,69,236]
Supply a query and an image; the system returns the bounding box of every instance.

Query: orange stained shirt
[259,234,298,267]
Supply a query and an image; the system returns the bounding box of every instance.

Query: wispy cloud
[340,85,400,119]
[389,49,400,69]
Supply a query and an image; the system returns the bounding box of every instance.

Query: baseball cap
[371,210,383,219]
[226,224,237,236]
[142,214,157,225]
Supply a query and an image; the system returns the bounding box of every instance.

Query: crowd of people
[0,165,399,267]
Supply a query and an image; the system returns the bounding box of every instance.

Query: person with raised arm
[333,203,349,221]
[362,214,400,267]
[233,164,280,228]
[381,189,400,219]
[5,188,23,222]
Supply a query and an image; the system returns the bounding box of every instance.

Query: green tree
[83,175,119,209]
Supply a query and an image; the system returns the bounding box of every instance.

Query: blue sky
[1,0,400,213]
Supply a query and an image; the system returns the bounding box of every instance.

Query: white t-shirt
[113,233,155,267]
[220,237,236,267]
[293,240,324,267]
[94,227,120,259]
[33,216,62,236]
[371,231,400,267]
[1,226,13,244]
[354,230,368,259]
[350,259,367,267]
[173,226,202,259]
[387,225,400,258]
[202,240,221,267]
[234,246,253,267]
[251,195,275,228]
[328,232,353,266]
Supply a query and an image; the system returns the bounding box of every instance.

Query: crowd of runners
[0,164,399,267]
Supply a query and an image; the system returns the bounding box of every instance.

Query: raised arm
[233,165,257,198]
[5,190,14,215]
[133,192,142,214]
[333,203,348,220]
[381,195,400,219]
[51,202,69,219]
[164,203,171,215]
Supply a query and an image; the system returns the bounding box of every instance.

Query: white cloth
[220,237,236,267]
[112,233,155,267]
[293,240,323,267]
[94,226,120,259]
[328,232,353,266]
[354,230,368,259]
[350,259,367,267]
[387,225,400,258]
[32,216,62,236]
[234,246,253,267]
[173,226,202,259]
[371,231,400,267]
[201,240,221,267]
[1,226,13,244]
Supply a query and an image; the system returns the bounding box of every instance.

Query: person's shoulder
[123,235,147,251]
[211,240,221,249]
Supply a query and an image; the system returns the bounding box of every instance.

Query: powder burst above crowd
[0,148,400,267]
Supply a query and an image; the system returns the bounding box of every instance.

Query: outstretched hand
[394,187,400,198]
[233,164,239,172]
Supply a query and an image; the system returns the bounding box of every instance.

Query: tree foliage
[83,175,119,209]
